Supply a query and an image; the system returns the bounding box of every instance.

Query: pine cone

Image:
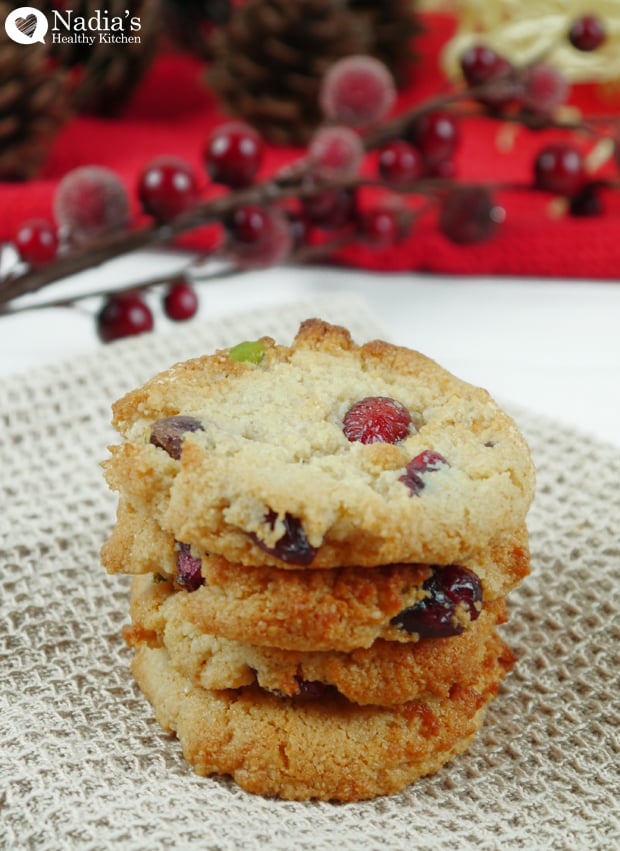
[47,0,160,116]
[0,1,71,180]
[348,0,421,85]
[162,0,232,60]
[208,0,373,145]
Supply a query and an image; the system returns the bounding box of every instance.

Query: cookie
[104,319,535,569]
[126,570,509,706]
[130,636,515,801]
[116,521,528,651]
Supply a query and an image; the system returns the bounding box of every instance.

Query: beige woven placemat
[1,294,618,851]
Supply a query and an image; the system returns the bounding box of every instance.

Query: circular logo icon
[5,7,48,44]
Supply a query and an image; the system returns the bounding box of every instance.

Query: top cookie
[105,319,535,568]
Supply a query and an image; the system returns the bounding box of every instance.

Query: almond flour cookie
[130,637,515,801]
[104,319,535,569]
[115,523,528,651]
[126,570,508,707]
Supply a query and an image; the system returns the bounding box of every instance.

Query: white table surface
[1,250,619,449]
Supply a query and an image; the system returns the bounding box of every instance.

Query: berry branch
[1,14,618,341]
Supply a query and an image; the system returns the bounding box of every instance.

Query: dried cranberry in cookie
[149,415,204,460]
[251,511,317,566]
[176,543,203,592]
[343,396,412,444]
[399,450,449,495]
[391,565,482,638]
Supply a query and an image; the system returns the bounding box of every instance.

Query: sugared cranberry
[163,278,199,321]
[204,122,263,188]
[176,543,203,592]
[343,396,412,445]
[390,564,482,638]
[96,293,153,343]
[534,144,585,196]
[359,207,400,246]
[14,219,58,266]
[251,511,317,566]
[149,415,204,460]
[308,125,364,179]
[569,16,606,52]
[460,44,515,109]
[138,156,200,222]
[319,55,396,127]
[399,450,449,495]
[54,166,130,244]
[300,179,357,229]
[409,111,460,169]
[439,188,502,244]
[378,140,424,188]
[522,63,570,115]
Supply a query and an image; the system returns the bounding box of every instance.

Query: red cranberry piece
[439,188,502,244]
[378,140,424,188]
[14,219,58,266]
[534,144,585,196]
[460,44,515,109]
[295,677,328,700]
[163,278,199,321]
[390,564,482,638]
[409,111,460,168]
[399,450,448,495]
[569,16,606,52]
[251,511,317,566]
[149,415,205,460]
[138,156,200,223]
[204,121,263,188]
[96,293,154,343]
[343,396,412,445]
[176,543,203,592]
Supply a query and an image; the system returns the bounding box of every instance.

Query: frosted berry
[399,450,449,495]
[308,125,364,179]
[54,166,130,244]
[460,44,515,109]
[176,543,203,592]
[534,144,585,196]
[301,178,357,229]
[320,55,396,127]
[150,415,204,459]
[96,293,153,342]
[439,188,503,244]
[409,111,460,168]
[522,63,570,114]
[390,564,482,638]
[378,140,424,188]
[251,511,317,566]
[138,156,199,222]
[343,396,412,445]
[14,219,58,266]
[359,207,400,246]
[204,122,263,188]
[163,278,198,321]
[569,16,606,52]
[224,206,292,268]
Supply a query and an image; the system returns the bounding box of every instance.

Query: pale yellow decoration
[442,1,620,83]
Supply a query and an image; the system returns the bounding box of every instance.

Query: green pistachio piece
[229,339,265,364]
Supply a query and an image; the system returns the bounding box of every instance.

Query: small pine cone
[161,0,232,60]
[0,2,71,180]
[208,0,373,146]
[348,0,421,86]
[47,0,160,115]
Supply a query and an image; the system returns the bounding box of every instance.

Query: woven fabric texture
[1,295,618,850]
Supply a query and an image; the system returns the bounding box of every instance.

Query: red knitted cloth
[2,13,619,279]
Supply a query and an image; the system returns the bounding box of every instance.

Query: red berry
[251,511,317,566]
[320,55,396,127]
[204,122,263,188]
[163,278,198,321]
[150,415,205,460]
[14,219,58,266]
[54,166,130,244]
[409,111,460,168]
[460,44,515,109]
[522,63,570,114]
[138,156,199,222]
[378,140,424,188]
[399,450,449,495]
[224,206,292,268]
[301,178,357,229]
[390,565,482,638]
[96,293,154,342]
[534,144,585,196]
[439,188,503,244]
[176,543,203,592]
[343,396,411,445]
[308,125,364,179]
[226,204,268,244]
[359,207,400,245]
[569,16,606,52]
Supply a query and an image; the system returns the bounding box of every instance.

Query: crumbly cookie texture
[131,636,514,802]
[104,319,536,569]
[126,571,508,707]
[111,518,528,651]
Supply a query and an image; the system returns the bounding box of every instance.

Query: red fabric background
[1,12,619,279]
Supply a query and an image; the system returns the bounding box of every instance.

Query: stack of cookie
[101,320,535,801]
